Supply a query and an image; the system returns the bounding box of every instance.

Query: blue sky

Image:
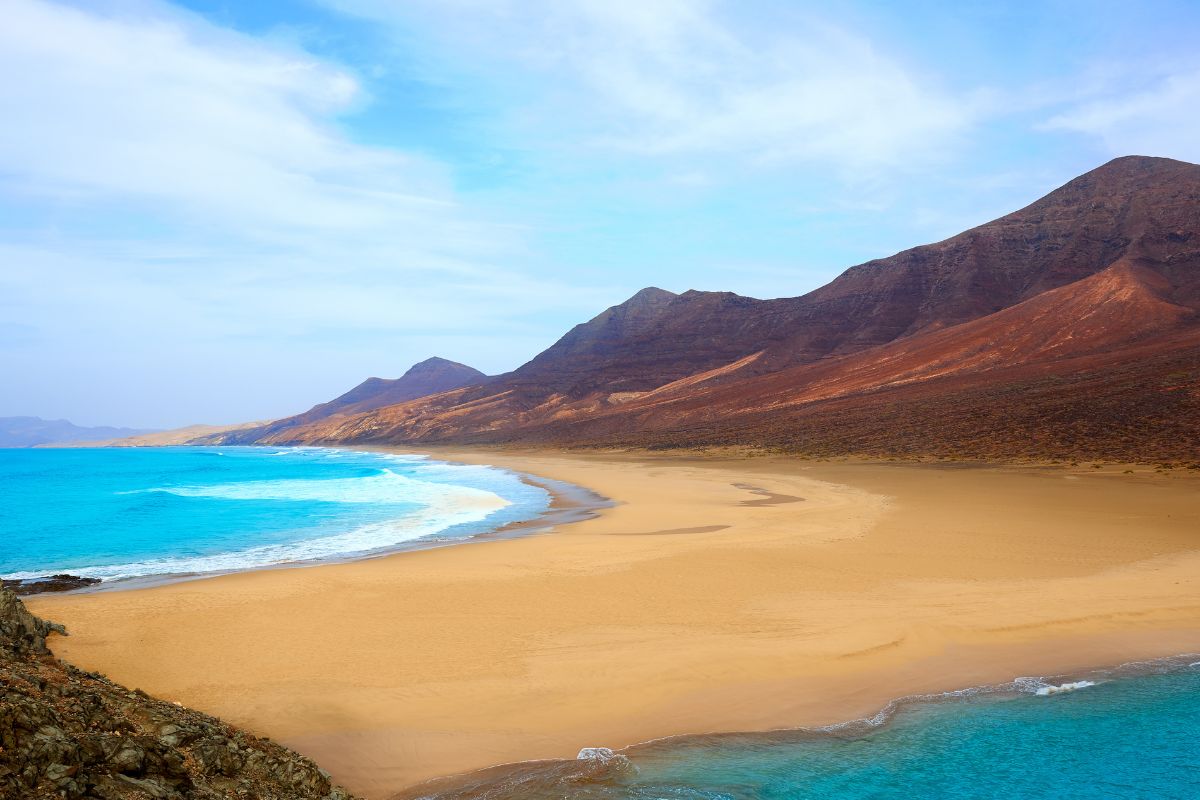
[3,0,1199,428]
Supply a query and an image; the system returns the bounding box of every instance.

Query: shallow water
[405,660,1200,799]
[0,446,550,583]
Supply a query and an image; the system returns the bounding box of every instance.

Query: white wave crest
[1036,680,1096,696]
[577,747,619,762]
[1017,678,1098,696]
[129,468,472,505]
[19,469,510,582]
[574,747,638,778]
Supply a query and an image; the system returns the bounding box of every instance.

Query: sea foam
[1034,680,1097,696]
[51,477,508,581]
[1,448,538,583]
[130,467,489,506]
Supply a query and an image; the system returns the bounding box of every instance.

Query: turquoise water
[0,447,551,582]
[408,660,1200,799]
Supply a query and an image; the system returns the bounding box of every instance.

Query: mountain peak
[1043,154,1200,201]
[402,356,480,377]
[622,286,677,306]
[1091,154,1195,174]
[223,357,489,442]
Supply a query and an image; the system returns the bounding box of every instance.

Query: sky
[3,0,1200,428]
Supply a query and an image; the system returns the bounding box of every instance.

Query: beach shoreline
[392,649,1200,799]
[7,446,610,596]
[25,448,1200,799]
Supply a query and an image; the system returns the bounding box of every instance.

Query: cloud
[1042,61,1200,162]
[0,0,466,238]
[0,0,611,427]
[325,0,974,170]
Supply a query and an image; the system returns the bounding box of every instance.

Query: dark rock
[0,582,66,654]
[5,574,102,596]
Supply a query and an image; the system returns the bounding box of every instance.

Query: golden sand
[27,452,1200,798]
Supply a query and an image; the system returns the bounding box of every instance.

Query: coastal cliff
[0,583,359,800]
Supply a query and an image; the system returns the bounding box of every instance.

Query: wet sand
[27,451,1200,799]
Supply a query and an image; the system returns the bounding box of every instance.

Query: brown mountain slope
[222,155,1200,462]
[310,357,487,417]
[761,154,1200,364]
[221,357,487,444]
[628,257,1194,408]
[504,154,1200,395]
[508,259,1199,456]
[612,331,1200,462]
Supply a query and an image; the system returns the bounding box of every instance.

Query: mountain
[209,156,1200,463]
[314,357,488,416]
[219,357,488,443]
[0,417,157,448]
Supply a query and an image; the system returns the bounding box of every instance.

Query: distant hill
[46,421,271,448]
[204,156,1200,463]
[0,417,158,448]
[211,357,488,444]
[309,357,488,417]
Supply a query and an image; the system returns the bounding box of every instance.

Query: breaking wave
[123,467,493,506]
[1,448,547,583]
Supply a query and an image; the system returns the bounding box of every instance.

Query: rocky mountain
[0,583,358,800]
[217,357,487,444]
[208,156,1200,463]
[0,417,158,448]
[311,358,487,417]
[504,286,782,394]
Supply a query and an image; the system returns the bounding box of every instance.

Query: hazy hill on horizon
[0,416,158,448]
[203,155,1200,463]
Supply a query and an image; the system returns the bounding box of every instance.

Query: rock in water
[0,581,361,799]
[5,574,103,596]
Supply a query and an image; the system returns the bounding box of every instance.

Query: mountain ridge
[204,156,1200,463]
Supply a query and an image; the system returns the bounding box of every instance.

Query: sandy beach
[26,451,1200,799]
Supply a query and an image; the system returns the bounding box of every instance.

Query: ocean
[407,658,1200,799]
[0,446,552,584]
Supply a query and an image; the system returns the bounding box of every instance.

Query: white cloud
[0,0,462,235]
[326,0,974,169]
[1042,61,1200,162]
[0,0,611,427]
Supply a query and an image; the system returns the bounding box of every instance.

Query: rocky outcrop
[0,586,65,656]
[0,583,359,800]
[6,575,102,596]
